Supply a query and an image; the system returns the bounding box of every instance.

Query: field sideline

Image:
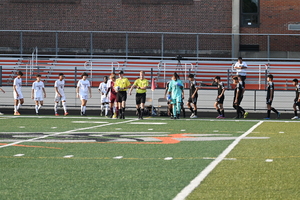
[0,116,299,199]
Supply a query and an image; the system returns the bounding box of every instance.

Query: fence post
[196,34,199,60]
[90,32,93,57]
[0,66,2,87]
[265,69,268,90]
[74,67,77,88]
[20,32,23,56]
[161,33,164,59]
[267,35,270,62]
[55,32,59,57]
[227,69,230,89]
[125,32,128,59]
[254,90,256,111]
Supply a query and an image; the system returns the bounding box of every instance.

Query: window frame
[240,0,260,28]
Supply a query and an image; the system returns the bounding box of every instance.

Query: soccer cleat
[276,112,281,119]
[191,115,198,119]
[190,113,195,118]
[0,112,3,115]
[244,112,249,119]
[55,113,60,116]
[291,116,299,120]
[14,111,20,115]
[216,115,222,119]
[64,112,69,116]
[219,116,225,119]
[36,113,39,116]
[233,116,240,119]
[264,117,270,120]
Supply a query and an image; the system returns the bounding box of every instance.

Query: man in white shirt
[76,72,92,116]
[234,57,248,88]
[31,74,46,115]
[54,73,68,116]
[98,76,109,117]
[13,71,24,115]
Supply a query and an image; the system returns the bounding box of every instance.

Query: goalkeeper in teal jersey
[167,73,184,119]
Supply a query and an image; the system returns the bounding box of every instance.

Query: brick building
[0,0,299,58]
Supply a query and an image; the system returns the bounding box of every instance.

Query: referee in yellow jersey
[129,71,149,120]
[115,70,131,119]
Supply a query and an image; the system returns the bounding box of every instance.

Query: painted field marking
[14,154,24,157]
[63,155,74,158]
[265,159,273,162]
[113,156,123,159]
[0,119,138,149]
[19,126,25,128]
[173,120,264,200]
[72,121,108,124]
[130,122,167,125]
[164,157,173,160]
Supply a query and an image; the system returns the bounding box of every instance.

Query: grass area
[188,121,300,200]
[1,116,299,199]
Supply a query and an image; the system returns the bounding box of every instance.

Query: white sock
[38,104,42,110]
[62,102,67,113]
[83,106,86,113]
[105,104,108,116]
[14,105,17,113]
[81,105,83,113]
[101,105,103,112]
[54,102,58,113]
[35,105,39,113]
[17,103,21,111]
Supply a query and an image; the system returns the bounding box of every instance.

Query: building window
[241,0,259,27]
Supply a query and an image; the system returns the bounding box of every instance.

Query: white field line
[173,120,264,200]
[0,119,138,149]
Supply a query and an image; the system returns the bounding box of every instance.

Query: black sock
[194,109,197,116]
[189,107,194,113]
[267,110,271,118]
[294,110,298,116]
[271,107,278,114]
[221,110,225,117]
[137,108,141,116]
[141,108,144,117]
[119,108,123,115]
[217,109,221,115]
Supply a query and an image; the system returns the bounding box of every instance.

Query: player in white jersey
[0,87,6,115]
[13,71,24,115]
[31,74,46,115]
[98,76,109,117]
[54,73,68,116]
[76,72,92,116]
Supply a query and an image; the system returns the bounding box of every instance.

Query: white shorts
[54,94,66,102]
[101,95,109,103]
[34,96,43,101]
[80,94,88,100]
[13,91,23,100]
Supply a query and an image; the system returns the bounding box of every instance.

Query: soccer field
[0,116,299,199]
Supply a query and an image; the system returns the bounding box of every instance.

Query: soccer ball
[114,86,120,92]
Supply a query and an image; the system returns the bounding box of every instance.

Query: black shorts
[233,96,243,105]
[266,99,272,105]
[116,91,127,102]
[188,96,198,104]
[216,96,225,104]
[136,93,146,105]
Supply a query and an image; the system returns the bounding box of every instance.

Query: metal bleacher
[1,57,300,91]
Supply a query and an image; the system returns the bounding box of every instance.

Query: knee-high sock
[54,102,58,113]
[105,104,108,116]
[35,105,39,113]
[62,101,67,113]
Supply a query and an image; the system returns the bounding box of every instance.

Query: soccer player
[232,76,246,119]
[76,72,92,116]
[265,74,280,119]
[187,74,198,118]
[13,71,24,115]
[238,75,248,118]
[106,73,118,118]
[115,71,131,119]
[291,79,300,120]
[0,87,5,115]
[98,76,109,117]
[129,71,149,120]
[31,74,46,115]
[54,73,68,116]
[234,57,248,88]
[167,72,184,119]
[164,79,173,118]
[214,76,225,119]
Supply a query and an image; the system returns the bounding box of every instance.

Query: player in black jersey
[187,74,198,118]
[232,76,246,119]
[214,76,225,118]
[265,74,280,119]
[291,79,300,120]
